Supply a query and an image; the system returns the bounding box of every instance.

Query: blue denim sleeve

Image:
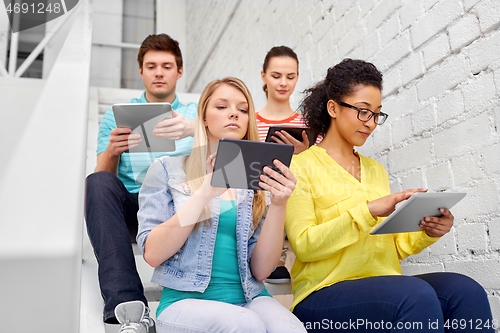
[136,158,175,255]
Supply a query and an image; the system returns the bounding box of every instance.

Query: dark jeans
[84,171,148,323]
[293,273,493,333]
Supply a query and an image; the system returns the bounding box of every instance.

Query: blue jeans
[84,171,148,323]
[156,296,307,332]
[293,273,493,332]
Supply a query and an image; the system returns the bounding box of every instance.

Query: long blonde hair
[184,77,267,228]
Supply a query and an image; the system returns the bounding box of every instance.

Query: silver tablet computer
[211,138,294,191]
[112,103,174,153]
[370,192,466,235]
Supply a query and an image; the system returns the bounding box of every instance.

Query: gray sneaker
[115,301,155,333]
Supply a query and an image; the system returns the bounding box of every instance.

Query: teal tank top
[156,200,271,317]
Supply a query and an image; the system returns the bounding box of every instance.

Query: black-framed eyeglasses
[338,101,388,125]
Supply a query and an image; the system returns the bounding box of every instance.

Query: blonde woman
[136,77,306,332]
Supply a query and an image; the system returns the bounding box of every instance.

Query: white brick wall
[422,33,451,69]
[185,0,500,318]
[457,223,488,251]
[448,14,481,51]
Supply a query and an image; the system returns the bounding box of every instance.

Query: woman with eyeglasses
[284,59,493,332]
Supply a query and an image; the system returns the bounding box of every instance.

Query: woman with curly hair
[285,59,493,332]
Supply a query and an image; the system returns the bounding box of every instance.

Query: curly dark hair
[301,59,383,137]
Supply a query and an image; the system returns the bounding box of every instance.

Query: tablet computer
[112,103,175,153]
[211,138,294,190]
[265,126,317,148]
[370,192,466,235]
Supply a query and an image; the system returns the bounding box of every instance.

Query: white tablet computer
[211,138,294,190]
[112,103,174,153]
[370,192,466,235]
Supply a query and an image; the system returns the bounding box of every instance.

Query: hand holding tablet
[106,127,143,156]
[265,126,317,148]
[210,138,294,191]
[112,103,175,153]
[153,109,194,141]
[370,192,466,235]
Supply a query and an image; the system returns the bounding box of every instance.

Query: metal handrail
[0,0,78,78]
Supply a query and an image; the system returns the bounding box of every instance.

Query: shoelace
[118,320,144,333]
[118,318,153,333]
[143,308,155,328]
[142,315,154,329]
[280,247,288,262]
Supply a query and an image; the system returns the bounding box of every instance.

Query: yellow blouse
[285,145,439,311]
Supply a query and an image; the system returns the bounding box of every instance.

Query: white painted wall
[0,77,44,169]
[42,7,76,78]
[0,1,92,331]
[121,0,155,89]
[185,0,500,318]
[89,0,188,90]
[90,0,123,87]
[157,0,188,92]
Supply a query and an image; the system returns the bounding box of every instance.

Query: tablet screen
[370,192,466,235]
[112,103,175,153]
[211,138,294,190]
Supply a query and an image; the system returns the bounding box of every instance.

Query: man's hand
[153,110,195,140]
[420,208,454,237]
[95,127,141,173]
[107,127,142,156]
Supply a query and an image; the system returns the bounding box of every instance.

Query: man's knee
[84,171,125,219]
[85,171,125,201]
[86,171,120,191]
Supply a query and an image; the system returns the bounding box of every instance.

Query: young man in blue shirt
[85,33,196,331]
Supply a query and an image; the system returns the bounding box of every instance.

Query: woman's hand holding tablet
[370,192,465,235]
[211,138,294,191]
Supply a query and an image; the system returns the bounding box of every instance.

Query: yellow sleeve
[393,231,440,260]
[285,161,378,263]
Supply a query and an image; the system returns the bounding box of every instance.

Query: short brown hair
[137,34,183,70]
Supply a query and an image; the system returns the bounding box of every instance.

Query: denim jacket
[137,155,269,301]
